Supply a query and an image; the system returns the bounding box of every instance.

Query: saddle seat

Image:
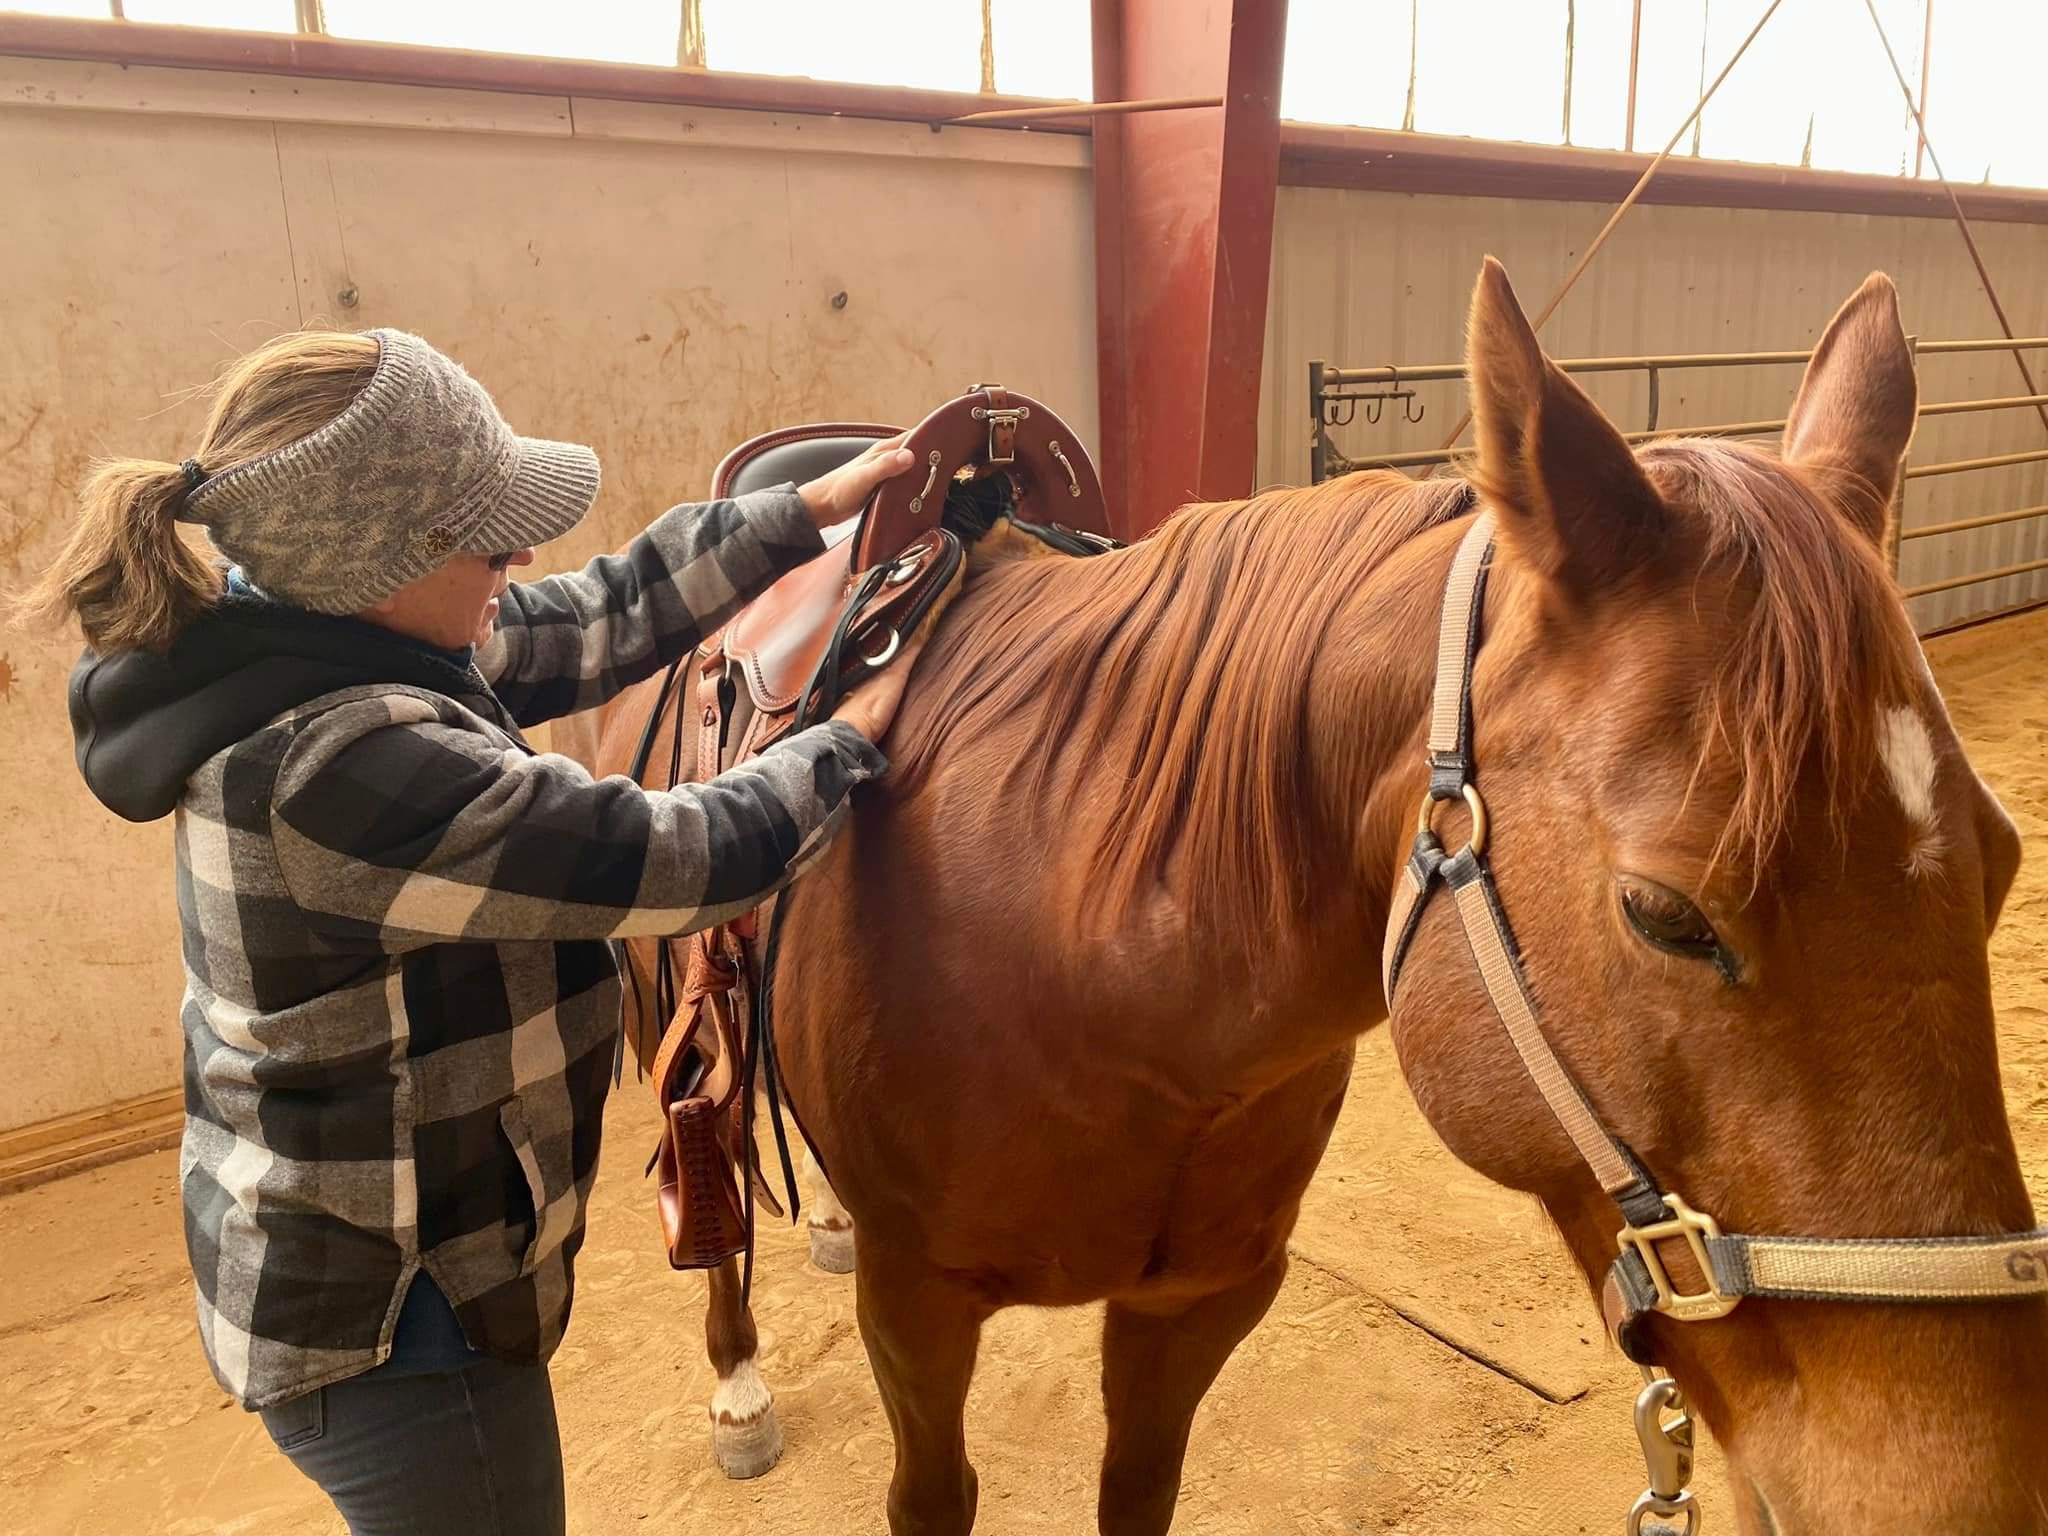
[705,385,1113,755]
[645,385,1117,1275]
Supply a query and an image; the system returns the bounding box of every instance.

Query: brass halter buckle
[1618,1193,1742,1323]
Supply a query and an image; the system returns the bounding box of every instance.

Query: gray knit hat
[184,329,600,614]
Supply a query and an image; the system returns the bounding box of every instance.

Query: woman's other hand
[797,435,916,529]
[830,627,932,744]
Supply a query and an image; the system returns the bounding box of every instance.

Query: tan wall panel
[1,108,304,1131]
[1260,187,2048,629]
[0,82,1093,1131]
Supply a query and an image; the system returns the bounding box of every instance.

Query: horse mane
[894,439,1917,943]
[894,471,1474,941]
[1634,438,1921,876]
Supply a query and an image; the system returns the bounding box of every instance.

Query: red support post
[1091,0,1289,538]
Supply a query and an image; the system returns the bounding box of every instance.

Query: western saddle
[631,386,1118,1281]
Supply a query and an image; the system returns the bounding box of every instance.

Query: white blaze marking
[1879,706,1942,874]
[712,1358,772,1424]
[1880,706,1938,829]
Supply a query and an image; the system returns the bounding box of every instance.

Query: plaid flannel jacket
[173,488,883,1409]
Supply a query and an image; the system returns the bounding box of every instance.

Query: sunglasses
[486,551,519,572]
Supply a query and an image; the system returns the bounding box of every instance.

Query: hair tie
[180,459,209,493]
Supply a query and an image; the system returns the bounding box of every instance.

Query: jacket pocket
[497,1098,554,1277]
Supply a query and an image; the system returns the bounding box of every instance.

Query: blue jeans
[258,1272,565,1536]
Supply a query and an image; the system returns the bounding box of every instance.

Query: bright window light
[123,0,295,31]
[990,0,1091,101]
[701,0,980,93]
[5,0,113,17]
[1280,0,1412,131]
[322,0,681,66]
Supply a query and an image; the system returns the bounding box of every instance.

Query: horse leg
[1095,1253,1290,1536]
[804,1142,856,1274]
[704,1256,783,1479]
[856,1243,989,1536]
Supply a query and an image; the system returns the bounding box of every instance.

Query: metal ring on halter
[1415,782,1488,856]
[1628,1488,1698,1536]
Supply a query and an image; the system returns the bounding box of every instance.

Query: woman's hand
[830,628,931,744]
[797,435,917,529]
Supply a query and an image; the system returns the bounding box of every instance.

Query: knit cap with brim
[183,328,601,614]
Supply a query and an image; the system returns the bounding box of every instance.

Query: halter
[1382,512,2048,1532]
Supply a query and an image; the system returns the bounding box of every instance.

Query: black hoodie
[70,588,519,823]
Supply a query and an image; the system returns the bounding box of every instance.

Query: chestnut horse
[592,262,2041,1533]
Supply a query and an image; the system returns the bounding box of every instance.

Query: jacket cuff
[789,719,890,791]
[731,484,825,570]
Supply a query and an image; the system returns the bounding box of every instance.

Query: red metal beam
[1091,0,1289,537]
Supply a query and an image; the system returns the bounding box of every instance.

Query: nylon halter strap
[1382,512,2048,1365]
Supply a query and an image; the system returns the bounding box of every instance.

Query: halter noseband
[1381,513,2048,1524]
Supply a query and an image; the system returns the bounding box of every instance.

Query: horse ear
[1465,257,1666,603]
[1782,273,1918,548]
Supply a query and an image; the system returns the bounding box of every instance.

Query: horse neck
[1085,498,1479,1008]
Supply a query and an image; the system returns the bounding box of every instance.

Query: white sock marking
[711,1358,772,1425]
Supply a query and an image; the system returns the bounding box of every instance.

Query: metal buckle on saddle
[969,383,1029,464]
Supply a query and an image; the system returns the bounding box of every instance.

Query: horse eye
[1618,878,1724,964]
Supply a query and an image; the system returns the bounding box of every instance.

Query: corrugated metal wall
[1258,186,2048,630]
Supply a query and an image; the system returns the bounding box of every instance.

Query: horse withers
[595,261,2040,1534]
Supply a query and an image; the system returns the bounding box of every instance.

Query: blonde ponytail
[14,330,379,653]
[15,459,220,653]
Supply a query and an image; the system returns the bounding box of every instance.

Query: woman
[20,327,924,1533]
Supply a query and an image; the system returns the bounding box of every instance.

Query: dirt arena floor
[4,607,2044,1536]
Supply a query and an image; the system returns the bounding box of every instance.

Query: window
[6,0,1094,95]
[990,0,1090,102]
[121,0,294,30]
[1280,0,2045,191]
[322,0,682,65]
[15,0,2039,189]
[700,0,980,92]
[1918,1,2048,187]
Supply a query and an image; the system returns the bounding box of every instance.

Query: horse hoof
[808,1222,856,1274]
[712,1405,784,1480]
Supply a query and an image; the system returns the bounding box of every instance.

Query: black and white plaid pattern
[174,489,883,1409]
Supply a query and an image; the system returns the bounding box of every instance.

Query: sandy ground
[4,607,2044,1536]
